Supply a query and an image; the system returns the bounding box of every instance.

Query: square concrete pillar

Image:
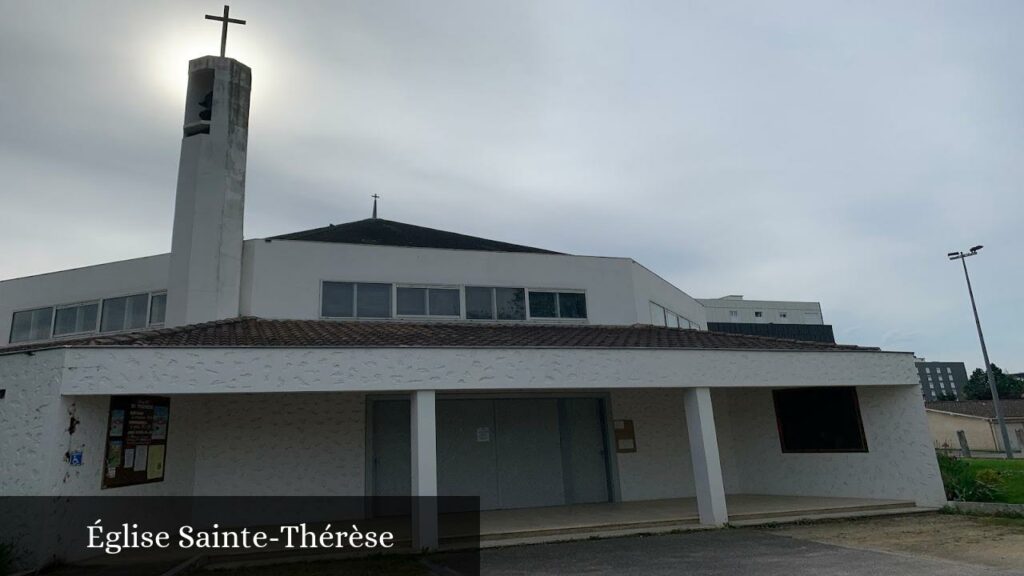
[684,387,728,525]
[411,390,439,550]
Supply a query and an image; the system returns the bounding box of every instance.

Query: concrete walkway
[475,494,920,542]
[480,529,1024,575]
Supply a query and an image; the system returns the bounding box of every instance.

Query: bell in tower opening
[183,68,215,136]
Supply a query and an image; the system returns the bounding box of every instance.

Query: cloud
[1,0,1021,370]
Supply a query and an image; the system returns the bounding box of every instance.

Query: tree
[962,364,1024,400]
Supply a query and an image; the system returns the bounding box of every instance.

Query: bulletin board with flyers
[101,396,170,488]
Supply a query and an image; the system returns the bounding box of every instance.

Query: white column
[684,387,728,526]
[411,390,439,550]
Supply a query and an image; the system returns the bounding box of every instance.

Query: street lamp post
[948,245,1013,459]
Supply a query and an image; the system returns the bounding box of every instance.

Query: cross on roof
[205,5,246,58]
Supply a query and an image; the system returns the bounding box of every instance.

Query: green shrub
[938,452,1003,502]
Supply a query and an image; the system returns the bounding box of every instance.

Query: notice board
[102,396,170,489]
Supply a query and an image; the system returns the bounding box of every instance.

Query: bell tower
[165,54,252,327]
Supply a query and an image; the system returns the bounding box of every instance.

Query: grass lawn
[967,458,1024,504]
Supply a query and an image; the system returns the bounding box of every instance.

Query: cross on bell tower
[166,11,253,328]
[205,5,246,58]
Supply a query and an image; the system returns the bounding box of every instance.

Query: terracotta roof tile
[0,316,881,355]
[926,399,1024,419]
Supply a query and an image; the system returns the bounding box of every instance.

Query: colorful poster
[147,445,165,480]
[106,441,123,469]
[109,410,125,437]
[133,445,148,472]
[152,406,169,440]
[103,396,170,488]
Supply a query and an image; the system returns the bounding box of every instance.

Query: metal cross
[372,194,380,219]
[205,5,246,58]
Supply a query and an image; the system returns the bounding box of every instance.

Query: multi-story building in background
[697,295,835,343]
[915,360,969,401]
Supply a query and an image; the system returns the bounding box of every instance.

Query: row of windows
[10,292,167,344]
[650,302,698,329]
[320,282,588,321]
[728,310,819,322]
[924,366,955,374]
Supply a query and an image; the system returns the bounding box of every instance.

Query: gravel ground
[765,512,1024,572]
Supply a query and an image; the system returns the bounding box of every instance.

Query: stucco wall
[717,385,946,507]
[927,411,997,452]
[55,395,201,496]
[58,347,921,396]
[0,351,198,497]
[189,393,366,496]
[0,350,65,495]
[610,389,693,500]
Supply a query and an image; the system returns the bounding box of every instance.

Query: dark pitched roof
[926,400,1024,419]
[270,218,560,254]
[0,317,882,355]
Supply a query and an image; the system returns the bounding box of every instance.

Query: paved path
[479,529,1024,575]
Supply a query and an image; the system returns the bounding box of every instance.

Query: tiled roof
[0,317,881,355]
[926,400,1024,419]
[270,218,560,254]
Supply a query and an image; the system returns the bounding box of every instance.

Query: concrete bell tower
[165,55,251,327]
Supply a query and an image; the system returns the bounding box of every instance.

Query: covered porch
[1,320,948,553]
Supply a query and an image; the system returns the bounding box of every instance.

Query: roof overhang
[42,345,919,396]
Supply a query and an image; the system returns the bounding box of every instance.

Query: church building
[0,48,945,552]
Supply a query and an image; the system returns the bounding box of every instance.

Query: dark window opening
[773,387,867,453]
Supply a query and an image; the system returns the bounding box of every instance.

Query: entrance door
[371,399,411,515]
[561,398,611,504]
[437,399,500,510]
[495,398,566,508]
[370,396,613,512]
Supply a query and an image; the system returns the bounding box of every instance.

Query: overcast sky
[0,1,1020,370]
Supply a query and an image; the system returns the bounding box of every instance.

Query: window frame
[9,305,56,344]
[52,300,101,338]
[527,290,588,321]
[649,300,695,329]
[99,292,153,334]
[319,281,395,319]
[319,281,589,323]
[394,284,462,319]
[772,387,869,454]
[9,290,168,345]
[148,292,167,327]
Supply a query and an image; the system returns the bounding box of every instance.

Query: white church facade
[0,54,945,550]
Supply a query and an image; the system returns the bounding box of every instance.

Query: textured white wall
[610,389,693,500]
[55,395,201,496]
[0,351,199,496]
[0,351,65,495]
[189,393,366,496]
[59,348,921,396]
[717,385,946,507]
